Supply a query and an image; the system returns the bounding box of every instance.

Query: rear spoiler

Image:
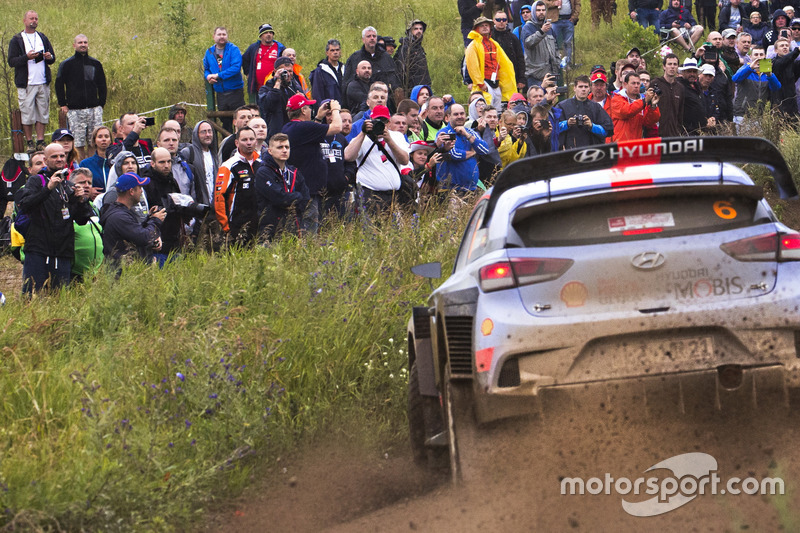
[483,136,798,225]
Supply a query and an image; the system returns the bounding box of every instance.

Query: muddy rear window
[512,191,762,247]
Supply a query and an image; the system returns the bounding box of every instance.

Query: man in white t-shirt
[343,105,409,213]
[7,10,56,153]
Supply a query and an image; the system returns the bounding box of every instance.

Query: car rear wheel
[443,364,478,485]
[408,361,448,472]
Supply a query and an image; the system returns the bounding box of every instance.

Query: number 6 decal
[713,200,737,219]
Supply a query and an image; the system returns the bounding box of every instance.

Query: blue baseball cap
[116,172,150,192]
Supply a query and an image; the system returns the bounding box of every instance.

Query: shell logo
[560,281,588,308]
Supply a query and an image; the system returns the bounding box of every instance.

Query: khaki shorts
[18,84,50,125]
[67,106,103,148]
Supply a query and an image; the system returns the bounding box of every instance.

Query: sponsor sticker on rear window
[608,213,675,232]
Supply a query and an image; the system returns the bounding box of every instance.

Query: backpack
[12,174,46,238]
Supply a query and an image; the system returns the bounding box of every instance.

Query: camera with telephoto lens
[279,70,291,84]
[367,117,387,140]
[165,192,209,218]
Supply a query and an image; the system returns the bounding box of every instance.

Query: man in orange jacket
[609,70,660,142]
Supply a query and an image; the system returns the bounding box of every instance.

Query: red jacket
[609,91,661,142]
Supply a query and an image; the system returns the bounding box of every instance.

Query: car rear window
[512,189,763,247]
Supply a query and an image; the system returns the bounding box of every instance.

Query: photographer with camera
[258,56,306,140]
[435,103,491,193]
[555,75,613,149]
[732,45,781,128]
[609,71,661,142]
[282,94,342,233]
[99,172,165,268]
[344,105,410,214]
[139,148,194,260]
[106,112,155,170]
[14,143,93,294]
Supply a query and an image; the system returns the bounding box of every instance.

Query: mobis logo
[560,452,784,517]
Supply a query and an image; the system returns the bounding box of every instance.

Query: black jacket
[394,35,431,92]
[629,0,663,11]
[343,46,402,94]
[99,201,162,264]
[555,97,614,149]
[492,27,525,88]
[771,48,800,115]
[255,154,309,240]
[55,52,107,109]
[344,78,371,114]
[141,165,185,255]
[677,77,707,134]
[258,78,304,140]
[14,168,92,259]
[7,32,55,89]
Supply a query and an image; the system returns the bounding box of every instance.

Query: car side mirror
[411,262,442,279]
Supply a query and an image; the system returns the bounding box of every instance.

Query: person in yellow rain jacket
[465,17,516,112]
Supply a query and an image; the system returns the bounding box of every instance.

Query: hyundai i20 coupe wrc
[406,136,800,481]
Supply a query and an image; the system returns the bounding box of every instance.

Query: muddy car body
[407,137,800,480]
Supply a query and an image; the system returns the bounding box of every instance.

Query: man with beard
[309,39,345,102]
[492,10,526,93]
[676,58,707,134]
[434,104,490,193]
[344,61,373,113]
[181,121,219,208]
[55,34,107,160]
[394,19,432,96]
[140,147,187,259]
[522,2,560,89]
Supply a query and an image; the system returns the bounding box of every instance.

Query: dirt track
[211,376,800,532]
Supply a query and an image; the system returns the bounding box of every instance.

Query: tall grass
[0,204,472,530]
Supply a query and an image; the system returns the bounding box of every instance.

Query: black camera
[555,86,568,95]
[367,117,387,140]
[279,70,291,83]
[165,193,209,218]
[652,85,663,96]
[573,114,586,125]
[704,46,718,63]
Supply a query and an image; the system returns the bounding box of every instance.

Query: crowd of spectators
[3,5,797,295]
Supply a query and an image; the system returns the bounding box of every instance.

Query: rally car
[406,136,800,481]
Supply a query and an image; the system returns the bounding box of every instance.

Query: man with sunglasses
[492,11,526,92]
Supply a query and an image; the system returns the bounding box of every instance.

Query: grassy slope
[0,206,470,530]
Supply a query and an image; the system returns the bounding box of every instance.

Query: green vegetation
[0,204,471,530]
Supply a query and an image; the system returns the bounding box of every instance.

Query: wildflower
[168,442,174,448]
[185,419,192,429]
[190,439,196,446]
[209,393,218,399]
[176,372,185,382]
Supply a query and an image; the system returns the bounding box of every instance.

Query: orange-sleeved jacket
[609,91,661,143]
[214,149,261,235]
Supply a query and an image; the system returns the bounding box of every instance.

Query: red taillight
[720,232,800,261]
[479,258,573,292]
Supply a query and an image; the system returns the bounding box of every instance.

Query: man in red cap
[343,104,410,213]
[587,68,612,116]
[281,94,342,232]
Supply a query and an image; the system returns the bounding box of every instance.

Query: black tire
[443,364,477,485]
[408,361,448,472]
[408,361,428,466]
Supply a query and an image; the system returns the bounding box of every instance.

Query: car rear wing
[483,136,798,226]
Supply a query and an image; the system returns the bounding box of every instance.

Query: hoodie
[97,151,149,222]
[394,24,431,91]
[168,104,193,144]
[180,120,219,206]
[468,97,487,127]
[764,9,790,46]
[512,4,533,42]
[255,153,310,240]
[521,1,560,81]
[410,84,432,103]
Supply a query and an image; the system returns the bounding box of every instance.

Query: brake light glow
[479,258,573,292]
[622,228,663,236]
[720,232,800,261]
